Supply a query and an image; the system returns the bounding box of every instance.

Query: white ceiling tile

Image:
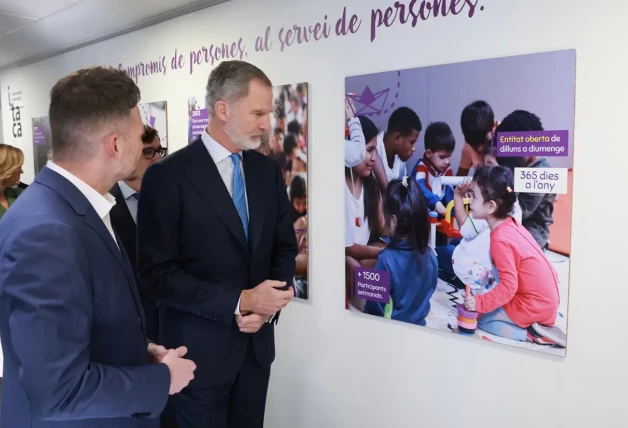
[0,0,77,20]
[0,12,34,37]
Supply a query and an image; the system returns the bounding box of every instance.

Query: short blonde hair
[0,144,24,185]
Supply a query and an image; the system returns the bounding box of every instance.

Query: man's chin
[240,138,262,151]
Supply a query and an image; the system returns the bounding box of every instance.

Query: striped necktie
[230,153,249,241]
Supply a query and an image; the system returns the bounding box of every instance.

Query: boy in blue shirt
[411,121,456,215]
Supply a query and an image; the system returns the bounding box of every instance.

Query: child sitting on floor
[450,177,521,296]
[463,165,565,347]
[364,176,438,327]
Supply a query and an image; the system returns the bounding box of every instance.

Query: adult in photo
[137,60,297,428]
[0,66,196,428]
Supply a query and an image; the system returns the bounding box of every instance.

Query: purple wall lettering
[371,0,483,42]
[114,2,484,81]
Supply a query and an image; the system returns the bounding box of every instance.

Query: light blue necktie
[230,153,249,241]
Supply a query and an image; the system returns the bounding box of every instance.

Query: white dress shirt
[201,131,249,215]
[201,131,274,322]
[117,180,139,224]
[46,161,118,247]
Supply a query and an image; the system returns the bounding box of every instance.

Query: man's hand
[240,280,293,316]
[435,201,447,215]
[161,346,196,395]
[147,343,169,363]
[236,313,269,334]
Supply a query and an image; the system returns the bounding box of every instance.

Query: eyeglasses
[143,147,167,159]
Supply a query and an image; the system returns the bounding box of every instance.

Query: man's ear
[214,100,230,122]
[102,131,119,159]
[392,131,402,144]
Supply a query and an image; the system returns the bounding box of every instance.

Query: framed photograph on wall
[31,116,51,175]
[344,50,575,357]
[139,100,168,149]
[271,82,309,300]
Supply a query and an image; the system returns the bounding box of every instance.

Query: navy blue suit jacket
[137,137,297,387]
[0,167,170,427]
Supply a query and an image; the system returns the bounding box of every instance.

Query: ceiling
[0,0,229,71]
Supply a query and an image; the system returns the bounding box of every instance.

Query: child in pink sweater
[463,165,564,347]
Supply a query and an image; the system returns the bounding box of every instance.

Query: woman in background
[345,116,385,310]
[0,144,25,220]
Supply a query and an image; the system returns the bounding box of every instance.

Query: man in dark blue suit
[137,60,297,428]
[0,66,196,428]
[110,124,167,343]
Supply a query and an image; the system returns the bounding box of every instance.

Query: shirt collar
[117,180,137,200]
[201,129,242,164]
[46,161,116,220]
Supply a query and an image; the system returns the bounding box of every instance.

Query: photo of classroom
[344,49,575,357]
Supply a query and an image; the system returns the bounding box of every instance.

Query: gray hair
[205,60,272,115]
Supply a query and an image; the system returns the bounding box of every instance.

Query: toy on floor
[428,195,471,242]
[457,286,477,336]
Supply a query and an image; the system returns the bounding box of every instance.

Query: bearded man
[136,60,297,428]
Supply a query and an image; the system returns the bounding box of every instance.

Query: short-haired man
[137,60,297,428]
[373,106,423,192]
[110,124,167,342]
[0,66,196,428]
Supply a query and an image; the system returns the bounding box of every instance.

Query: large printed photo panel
[344,50,575,357]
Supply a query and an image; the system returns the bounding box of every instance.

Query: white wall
[1,0,627,426]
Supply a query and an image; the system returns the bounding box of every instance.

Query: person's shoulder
[145,145,190,179]
[491,218,519,243]
[531,157,551,167]
[245,149,281,170]
[5,186,23,198]
[0,210,78,254]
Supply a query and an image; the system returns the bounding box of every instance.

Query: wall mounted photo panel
[31,116,51,175]
[272,82,309,300]
[344,50,575,357]
[139,100,168,149]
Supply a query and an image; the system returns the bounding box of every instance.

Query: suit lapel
[84,212,144,318]
[35,168,145,322]
[110,184,138,267]
[184,138,248,249]
[243,150,267,257]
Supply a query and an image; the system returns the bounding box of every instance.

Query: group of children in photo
[344,100,566,348]
[262,84,309,299]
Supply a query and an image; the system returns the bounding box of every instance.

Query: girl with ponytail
[463,165,564,346]
[363,176,438,326]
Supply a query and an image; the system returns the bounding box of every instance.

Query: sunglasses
[143,147,167,159]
